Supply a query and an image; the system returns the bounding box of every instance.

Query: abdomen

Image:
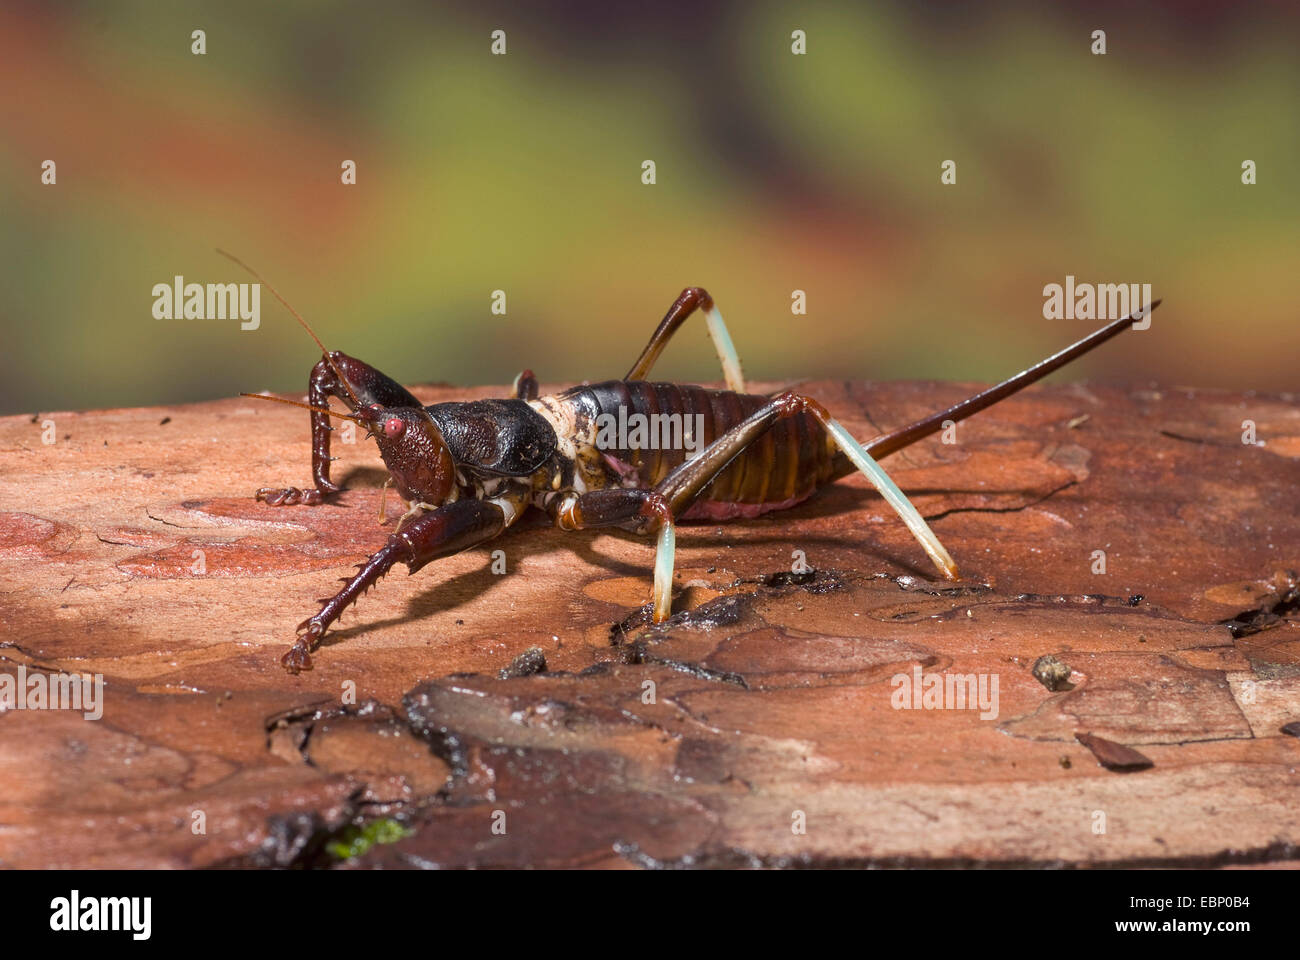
[555,381,837,519]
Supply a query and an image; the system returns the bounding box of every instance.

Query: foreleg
[258,351,423,505]
[281,497,510,672]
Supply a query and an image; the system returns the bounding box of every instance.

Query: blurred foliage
[1,0,1296,415]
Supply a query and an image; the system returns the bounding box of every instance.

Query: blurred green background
[2,0,1296,416]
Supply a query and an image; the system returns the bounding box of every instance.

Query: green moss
[326,818,415,861]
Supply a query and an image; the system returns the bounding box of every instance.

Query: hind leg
[624,287,746,393]
[555,393,956,621]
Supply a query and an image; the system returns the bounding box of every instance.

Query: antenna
[239,392,371,426]
[217,249,364,409]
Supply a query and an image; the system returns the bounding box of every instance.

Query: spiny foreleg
[281,497,510,672]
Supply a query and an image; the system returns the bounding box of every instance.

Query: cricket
[225,252,1160,673]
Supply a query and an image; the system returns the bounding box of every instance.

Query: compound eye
[383,417,406,440]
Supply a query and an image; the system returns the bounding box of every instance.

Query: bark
[2,379,1298,868]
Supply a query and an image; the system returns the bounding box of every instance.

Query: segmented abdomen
[557,380,837,516]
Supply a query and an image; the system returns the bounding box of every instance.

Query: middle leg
[258,351,425,506]
[512,369,539,400]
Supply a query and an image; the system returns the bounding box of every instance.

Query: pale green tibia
[704,306,746,394]
[822,416,958,580]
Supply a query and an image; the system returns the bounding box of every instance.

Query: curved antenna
[239,392,370,425]
[217,249,364,409]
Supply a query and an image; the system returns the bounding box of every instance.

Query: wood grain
[2,379,1298,868]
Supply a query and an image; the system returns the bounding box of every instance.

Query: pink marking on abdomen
[679,490,816,522]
